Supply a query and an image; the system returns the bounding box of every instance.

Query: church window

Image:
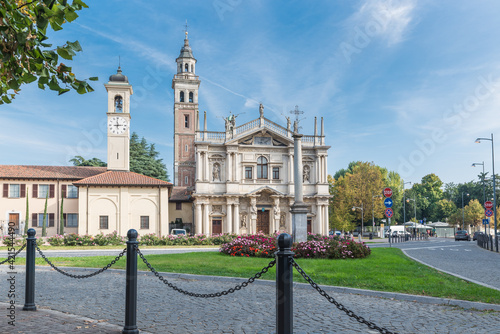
[273,167,280,180]
[180,91,185,102]
[99,216,109,229]
[257,156,268,179]
[114,95,123,112]
[176,202,182,210]
[185,176,189,185]
[245,167,252,179]
[189,92,193,103]
[185,63,189,72]
[185,144,188,152]
[140,216,149,229]
[184,115,189,128]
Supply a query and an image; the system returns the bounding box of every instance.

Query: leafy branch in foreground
[0,0,97,104]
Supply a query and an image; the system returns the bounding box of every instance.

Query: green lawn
[3,248,500,304]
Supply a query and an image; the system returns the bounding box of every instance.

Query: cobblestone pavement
[1,262,500,334]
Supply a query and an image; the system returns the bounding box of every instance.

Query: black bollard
[123,229,139,334]
[23,228,36,311]
[276,233,294,334]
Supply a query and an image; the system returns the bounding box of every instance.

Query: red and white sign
[485,201,493,209]
[383,188,393,198]
[385,208,394,218]
[485,209,493,217]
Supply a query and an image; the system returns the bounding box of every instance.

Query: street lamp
[472,162,486,205]
[372,194,382,233]
[352,204,364,241]
[402,181,411,225]
[461,192,469,231]
[406,194,417,235]
[476,134,497,252]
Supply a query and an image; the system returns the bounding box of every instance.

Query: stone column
[195,203,202,235]
[316,204,322,235]
[203,203,210,236]
[227,152,232,181]
[204,154,209,181]
[234,203,240,235]
[291,133,308,242]
[196,151,202,181]
[250,197,257,235]
[226,202,232,234]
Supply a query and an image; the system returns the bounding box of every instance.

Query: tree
[24,186,29,234]
[59,195,64,235]
[410,173,444,222]
[69,155,106,167]
[0,0,96,104]
[42,191,48,237]
[464,199,484,228]
[70,132,170,181]
[435,199,457,222]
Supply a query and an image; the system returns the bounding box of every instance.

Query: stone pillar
[291,133,308,242]
[203,203,210,236]
[289,153,294,184]
[195,203,202,235]
[250,197,257,235]
[234,203,240,235]
[316,204,322,235]
[227,152,232,182]
[226,202,232,234]
[204,154,209,181]
[196,151,202,181]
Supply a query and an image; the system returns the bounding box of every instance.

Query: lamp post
[402,181,411,226]
[352,204,364,241]
[476,134,498,252]
[372,194,382,233]
[406,195,417,235]
[472,162,486,205]
[461,192,469,231]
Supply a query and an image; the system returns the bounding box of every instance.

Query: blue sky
[2,0,500,186]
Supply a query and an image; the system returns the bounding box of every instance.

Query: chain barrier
[136,246,276,298]
[35,242,126,279]
[292,258,397,334]
[0,243,26,265]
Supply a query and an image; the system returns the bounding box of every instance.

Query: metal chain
[292,259,398,334]
[0,243,26,265]
[136,246,276,298]
[35,242,126,279]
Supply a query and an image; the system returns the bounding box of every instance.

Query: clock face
[108,116,128,135]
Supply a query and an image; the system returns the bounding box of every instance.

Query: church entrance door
[9,213,19,233]
[212,219,222,235]
[256,210,270,234]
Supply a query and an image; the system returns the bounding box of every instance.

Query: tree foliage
[70,132,170,181]
[0,0,96,104]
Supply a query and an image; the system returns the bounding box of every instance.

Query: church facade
[172,33,331,236]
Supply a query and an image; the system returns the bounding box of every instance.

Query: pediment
[232,129,292,147]
[247,186,286,197]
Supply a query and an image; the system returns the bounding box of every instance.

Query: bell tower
[172,30,200,186]
[105,66,133,171]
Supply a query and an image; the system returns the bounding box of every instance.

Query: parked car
[392,231,410,237]
[472,231,484,241]
[171,229,187,236]
[455,230,470,241]
[329,230,342,236]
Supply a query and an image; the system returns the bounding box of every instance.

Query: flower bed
[220,233,371,259]
[46,231,125,246]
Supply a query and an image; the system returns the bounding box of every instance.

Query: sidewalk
[0,302,128,334]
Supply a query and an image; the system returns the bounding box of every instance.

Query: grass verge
[2,247,499,304]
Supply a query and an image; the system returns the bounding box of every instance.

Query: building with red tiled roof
[1,67,173,238]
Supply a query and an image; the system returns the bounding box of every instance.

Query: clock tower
[105,66,133,171]
[172,31,200,186]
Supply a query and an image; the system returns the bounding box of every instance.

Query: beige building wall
[78,186,169,237]
[2,180,80,237]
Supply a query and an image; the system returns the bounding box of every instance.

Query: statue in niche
[280,214,286,228]
[213,163,220,181]
[241,215,247,228]
[303,165,310,183]
[259,103,264,117]
[250,202,257,216]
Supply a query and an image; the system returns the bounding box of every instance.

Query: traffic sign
[483,219,490,225]
[384,198,393,208]
[485,209,493,217]
[383,188,393,197]
[385,208,393,218]
[485,201,493,209]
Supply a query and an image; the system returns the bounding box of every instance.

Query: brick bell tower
[172,30,200,186]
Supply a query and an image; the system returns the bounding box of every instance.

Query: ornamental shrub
[47,235,64,246]
[220,233,371,259]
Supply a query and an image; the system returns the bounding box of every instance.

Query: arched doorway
[256,210,270,234]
